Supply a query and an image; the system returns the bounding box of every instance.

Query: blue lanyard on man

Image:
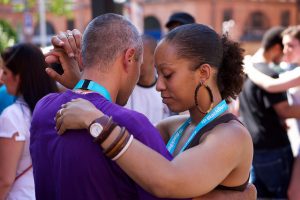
[74,79,112,102]
[166,100,228,155]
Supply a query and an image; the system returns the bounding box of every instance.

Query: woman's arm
[245,60,300,92]
[56,99,252,198]
[0,134,24,199]
[108,123,251,198]
[195,184,257,200]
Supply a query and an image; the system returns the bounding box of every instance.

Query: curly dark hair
[164,23,245,103]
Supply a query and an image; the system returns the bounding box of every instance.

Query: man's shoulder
[34,92,62,114]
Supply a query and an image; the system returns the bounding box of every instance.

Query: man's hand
[194,184,257,200]
[49,29,82,64]
[45,49,81,89]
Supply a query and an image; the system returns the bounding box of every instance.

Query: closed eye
[164,73,172,79]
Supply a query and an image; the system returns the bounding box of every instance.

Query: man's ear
[123,48,136,72]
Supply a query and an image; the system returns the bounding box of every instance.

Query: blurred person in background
[243,25,300,200]
[165,12,195,32]
[240,26,296,199]
[125,34,170,125]
[0,58,15,114]
[0,43,58,199]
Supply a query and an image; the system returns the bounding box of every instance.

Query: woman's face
[154,41,199,112]
[282,35,300,64]
[0,66,20,95]
[0,68,3,86]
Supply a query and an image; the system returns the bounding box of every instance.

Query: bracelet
[109,131,131,159]
[106,128,128,158]
[103,127,126,155]
[112,134,134,161]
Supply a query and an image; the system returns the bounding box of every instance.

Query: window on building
[144,16,161,40]
[281,11,290,27]
[252,12,265,29]
[33,21,56,46]
[241,11,269,41]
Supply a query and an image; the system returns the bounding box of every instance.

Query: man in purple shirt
[31,91,173,200]
[30,13,173,200]
[31,13,256,200]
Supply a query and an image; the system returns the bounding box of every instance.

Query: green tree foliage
[48,0,74,19]
[0,20,17,53]
[0,0,73,17]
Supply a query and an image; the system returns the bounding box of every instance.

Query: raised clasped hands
[45,29,83,89]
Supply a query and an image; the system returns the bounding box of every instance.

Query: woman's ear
[197,63,211,82]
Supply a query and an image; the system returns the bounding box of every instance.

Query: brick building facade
[140,0,298,53]
[0,0,298,53]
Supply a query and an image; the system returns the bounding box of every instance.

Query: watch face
[90,123,103,138]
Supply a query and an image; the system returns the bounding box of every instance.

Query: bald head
[82,13,143,71]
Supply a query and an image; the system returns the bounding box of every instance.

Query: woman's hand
[55,98,104,135]
[48,29,82,66]
[45,29,83,89]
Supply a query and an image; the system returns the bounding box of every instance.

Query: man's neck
[81,70,119,103]
[138,71,156,87]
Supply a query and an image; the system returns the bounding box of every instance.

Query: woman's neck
[189,93,223,125]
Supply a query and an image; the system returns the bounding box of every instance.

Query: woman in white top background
[0,43,58,199]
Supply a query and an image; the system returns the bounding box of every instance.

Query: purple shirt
[30,90,177,200]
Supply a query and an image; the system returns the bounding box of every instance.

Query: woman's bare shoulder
[212,120,251,143]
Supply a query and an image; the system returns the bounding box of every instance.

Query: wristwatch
[88,115,111,139]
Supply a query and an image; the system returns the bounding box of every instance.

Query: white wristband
[112,134,134,161]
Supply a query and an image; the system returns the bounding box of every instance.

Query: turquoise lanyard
[166,100,228,155]
[73,79,112,102]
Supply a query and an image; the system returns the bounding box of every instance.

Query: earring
[194,81,214,114]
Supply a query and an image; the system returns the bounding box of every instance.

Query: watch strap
[94,120,117,144]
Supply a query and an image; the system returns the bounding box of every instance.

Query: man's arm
[194,184,257,200]
[274,101,300,119]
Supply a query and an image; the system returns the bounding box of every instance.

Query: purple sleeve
[97,101,173,160]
